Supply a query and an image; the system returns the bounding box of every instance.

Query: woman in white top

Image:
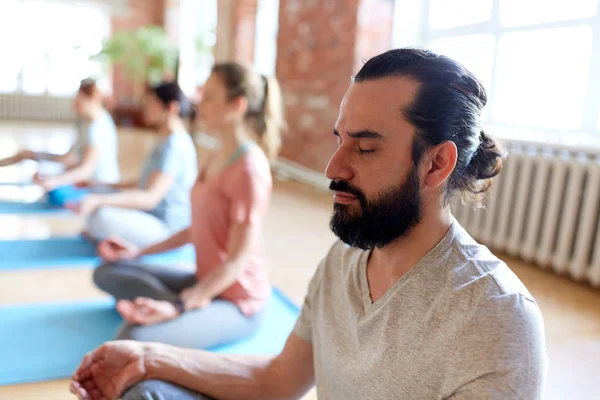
[0,78,120,189]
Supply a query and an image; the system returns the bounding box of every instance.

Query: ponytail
[212,63,286,162]
[254,76,285,161]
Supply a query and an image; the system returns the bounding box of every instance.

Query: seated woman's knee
[92,263,118,291]
[85,206,117,239]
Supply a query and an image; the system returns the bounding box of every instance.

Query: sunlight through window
[0,0,110,96]
[394,0,600,139]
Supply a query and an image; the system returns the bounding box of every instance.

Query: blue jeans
[123,380,213,400]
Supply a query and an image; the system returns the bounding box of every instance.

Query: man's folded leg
[122,380,215,400]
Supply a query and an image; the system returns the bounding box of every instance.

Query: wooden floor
[0,122,599,399]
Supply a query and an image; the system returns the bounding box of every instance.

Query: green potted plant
[92,26,178,126]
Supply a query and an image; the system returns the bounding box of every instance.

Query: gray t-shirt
[74,109,120,184]
[139,131,197,232]
[294,221,547,399]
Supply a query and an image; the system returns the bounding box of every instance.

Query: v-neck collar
[359,220,458,314]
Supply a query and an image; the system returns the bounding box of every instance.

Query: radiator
[0,94,75,121]
[452,141,600,287]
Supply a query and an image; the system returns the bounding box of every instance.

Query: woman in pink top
[92,62,285,349]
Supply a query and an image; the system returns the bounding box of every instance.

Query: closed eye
[333,129,342,146]
[334,129,380,153]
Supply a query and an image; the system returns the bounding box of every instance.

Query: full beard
[329,167,423,250]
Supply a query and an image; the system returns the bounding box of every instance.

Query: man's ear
[423,141,458,188]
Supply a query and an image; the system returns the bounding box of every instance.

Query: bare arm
[138,228,191,256]
[0,149,72,167]
[107,180,139,190]
[32,151,67,163]
[0,152,28,167]
[88,170,173,211]
[72,333,315,400]
[33,140,81,165]
[183,220,255,306]
[146,333,315,400]
[41,146,98,187]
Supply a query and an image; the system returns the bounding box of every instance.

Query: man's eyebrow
[348,130,383,139]
[332,129,384,139]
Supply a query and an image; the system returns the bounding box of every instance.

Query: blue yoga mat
[0,236,196,270]
[0,199,69,214]
[0,185,86,214]
[47,186,89,207]
[0,181,33,186]
[0,288,299,385]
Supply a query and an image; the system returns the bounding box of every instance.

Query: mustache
[329,180,367,205]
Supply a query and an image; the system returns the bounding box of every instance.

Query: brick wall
[106,0,394,169]
[276,0,394,172]
[110,0,166,104]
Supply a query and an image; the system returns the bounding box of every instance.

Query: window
[254,0,280,77]
[500,0,597,27]
[0,1,23,93]
[429,34,496,93]
[493,26,592,130]
[0,0,110,96]
[429,0,493,29]
[175,0,217,98]
[394,0,600,141]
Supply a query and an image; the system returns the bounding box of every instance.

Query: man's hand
[97,236,139,262]
[117,298,180,325]
[71,334,316,400]
[70,341,148,400]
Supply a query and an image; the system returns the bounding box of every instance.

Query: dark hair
[149,81,190,117]
[354,48,506,205]
[79,78,97,97]
[211,62,285,161]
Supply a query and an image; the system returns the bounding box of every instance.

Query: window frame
[393,0,600,142]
